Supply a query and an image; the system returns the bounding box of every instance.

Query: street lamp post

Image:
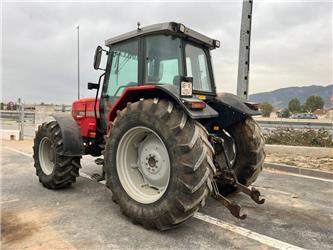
[76,25,80,100]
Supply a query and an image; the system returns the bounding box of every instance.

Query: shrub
[264,128,333,147]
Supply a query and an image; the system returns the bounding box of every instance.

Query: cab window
[106,40,138,99]
[144,35,183,86]
[185,43,212,92]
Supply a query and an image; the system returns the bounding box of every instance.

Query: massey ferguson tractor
[33,22,265,230]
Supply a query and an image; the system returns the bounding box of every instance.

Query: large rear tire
[105,99,215,230]
[33,121,81,189]
[216,118,265,195]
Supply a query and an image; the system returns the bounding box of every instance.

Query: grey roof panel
[105,22,218,49]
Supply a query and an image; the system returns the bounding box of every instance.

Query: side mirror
[88,82,99,90]
[93,46,103,70]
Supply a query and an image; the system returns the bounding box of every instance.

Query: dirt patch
[1,209,75,249]
[266,152,333,172]
[1,212,40,243]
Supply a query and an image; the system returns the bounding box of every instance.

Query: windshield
[185,43,212,92]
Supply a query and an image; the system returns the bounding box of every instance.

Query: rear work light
[176,23,186,33]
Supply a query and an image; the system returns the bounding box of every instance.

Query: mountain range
[249,84,332,108]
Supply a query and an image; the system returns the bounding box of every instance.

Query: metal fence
[1,103,71,140]
[0,110,36,123]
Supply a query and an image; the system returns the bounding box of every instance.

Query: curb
[264,162,333,180]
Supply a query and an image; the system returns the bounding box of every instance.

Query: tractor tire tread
[105,99,214,230]
[33,121,81,189]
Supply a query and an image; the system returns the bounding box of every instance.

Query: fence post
[18,98,24,141]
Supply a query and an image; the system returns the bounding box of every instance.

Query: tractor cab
[85,22,220,133]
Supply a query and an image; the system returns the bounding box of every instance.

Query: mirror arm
[94,72,105,134]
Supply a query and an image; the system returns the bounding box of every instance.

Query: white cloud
[2,1,332,104]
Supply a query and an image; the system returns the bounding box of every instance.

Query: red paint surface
[72,98,100,138]
[71,85,157,137]
[106,85,156,134]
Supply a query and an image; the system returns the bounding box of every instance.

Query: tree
[304,96,324,112]
[288,98,301,113]
[259,102,273,117]
[280,108,290,118]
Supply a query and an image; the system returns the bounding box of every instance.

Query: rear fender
[48,113,84,156]
[208,92,261,129]
[107,85,218,132]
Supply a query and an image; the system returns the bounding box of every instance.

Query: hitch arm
[237,183,265,204]
[212,180,247,220]
[214,135,265,205]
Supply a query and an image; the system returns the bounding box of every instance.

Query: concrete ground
[1,139,333,250]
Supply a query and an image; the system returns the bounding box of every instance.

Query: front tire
[33,121,81,189]
[105,99,215,230]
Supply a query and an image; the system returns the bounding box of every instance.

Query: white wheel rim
[116,126,171,204]
[39,137,55,175]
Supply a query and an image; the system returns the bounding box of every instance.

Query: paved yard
[1,139,333,249]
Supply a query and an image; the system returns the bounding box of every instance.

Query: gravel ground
[265,152,333,172]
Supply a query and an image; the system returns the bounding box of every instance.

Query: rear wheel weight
[33,121,81,189]
[105,99,214,230]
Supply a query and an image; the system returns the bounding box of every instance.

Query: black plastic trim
[51,113,84,156]
[155,85,218,119]
[206,92,261,129]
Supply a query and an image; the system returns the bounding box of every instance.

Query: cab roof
[105,22,219,50]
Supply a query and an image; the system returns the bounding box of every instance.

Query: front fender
[49,113,84,156]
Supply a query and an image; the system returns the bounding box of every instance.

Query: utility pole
[237,0,253,100]
[76,25,80,100]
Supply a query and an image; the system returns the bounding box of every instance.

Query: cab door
[100,39,139,133]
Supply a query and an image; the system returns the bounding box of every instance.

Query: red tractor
[33,22,265,230]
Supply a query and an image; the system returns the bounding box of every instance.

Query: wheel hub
[138,135,169,188]
[116,126,171,204]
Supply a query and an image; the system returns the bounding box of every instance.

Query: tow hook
[237,183,265,204]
